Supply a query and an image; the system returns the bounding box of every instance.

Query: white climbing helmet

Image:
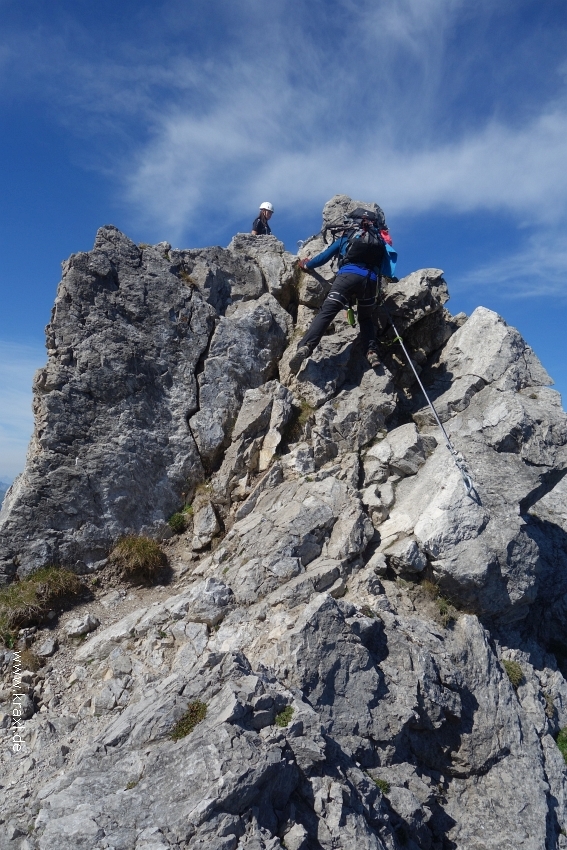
[259,202,274,212]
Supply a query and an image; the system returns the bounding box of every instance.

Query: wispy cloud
[453,226,567,299]
[124,77,567,242]
[1,0,566,291]
[95,0,564,244]
[0,342,45,482]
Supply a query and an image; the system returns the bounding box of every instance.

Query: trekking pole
[385,312,478,500]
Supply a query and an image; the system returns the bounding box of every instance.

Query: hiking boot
[289,345,311,375]
[366,348,380,369]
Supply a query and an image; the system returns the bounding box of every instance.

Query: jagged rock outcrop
[2,197,567,850]
[0,232,296,578]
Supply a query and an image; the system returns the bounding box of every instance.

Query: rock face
[2,196,567,850]
[0,231,295,578]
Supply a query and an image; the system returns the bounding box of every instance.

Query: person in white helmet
[252,202,274,235]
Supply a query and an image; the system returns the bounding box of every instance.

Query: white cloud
[2,0,564,238]
[453,226,567,299]
[383,110,567,221]
[0,342,44,482]
[124,78,567,243]
[1,0,565,294]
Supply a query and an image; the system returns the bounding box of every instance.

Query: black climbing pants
[298,271,378,355]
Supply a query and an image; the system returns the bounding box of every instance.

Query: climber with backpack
[289,208,397,374]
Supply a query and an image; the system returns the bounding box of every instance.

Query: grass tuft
[502,659,523,689]
[420,580,457,627]
[20,649,43,672]
[274,705,294,727]
[557,728,567,764]
[373,777,390,795]
[178,269,196,287]
[0,566,82,645]
[168,513,186,533]
[170,701,207,740]
[168,505,193,534]
[110,535,167,585]
[282,400,315,445]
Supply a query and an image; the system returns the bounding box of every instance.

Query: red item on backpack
[380,229,393,246]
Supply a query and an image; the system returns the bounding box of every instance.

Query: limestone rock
[65,613,100,638]
[320,194,386,231]
[227,233,297,308]
[2,197,567,850]
[182,577,234,626]
[382,268,449,331]
[310,366,397,466]
[413,307,552,425]
[36,636,58,657]
[0,226,217,576]
[188,294,291,467]
[380,422,429,477]
[380,383,567,618]
[296,268,332,308]
[191,502,220,550]
[215,475,369,607]
[383,536,427,576]
[211,381,294,505]
[169,244,265,314]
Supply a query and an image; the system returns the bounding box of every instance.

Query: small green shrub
[168,504,193,533]
[170,701,207,740]
[502,659,523,689]
[373,778,390,795]
[436,596,455,627]
[110,535,167,585]
[360,605,376,619]
[125,779,139,790]
[0,566,83,643]
[168,513,186,533]
[420,580,456,627]
[274,705,294,727]
[556,728,567,764]
[138,243,150,249]
[1,629,16,647]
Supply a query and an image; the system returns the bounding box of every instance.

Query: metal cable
[386,313,478,500]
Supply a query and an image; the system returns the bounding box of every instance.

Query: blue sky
[1,0,566,482]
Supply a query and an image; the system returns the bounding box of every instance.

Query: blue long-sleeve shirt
[304,235,349,270]
[305,233,397,278]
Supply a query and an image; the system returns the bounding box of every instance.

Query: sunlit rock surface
[2,197,567,850]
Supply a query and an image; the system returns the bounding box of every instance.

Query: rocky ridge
[1,195,567,849]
